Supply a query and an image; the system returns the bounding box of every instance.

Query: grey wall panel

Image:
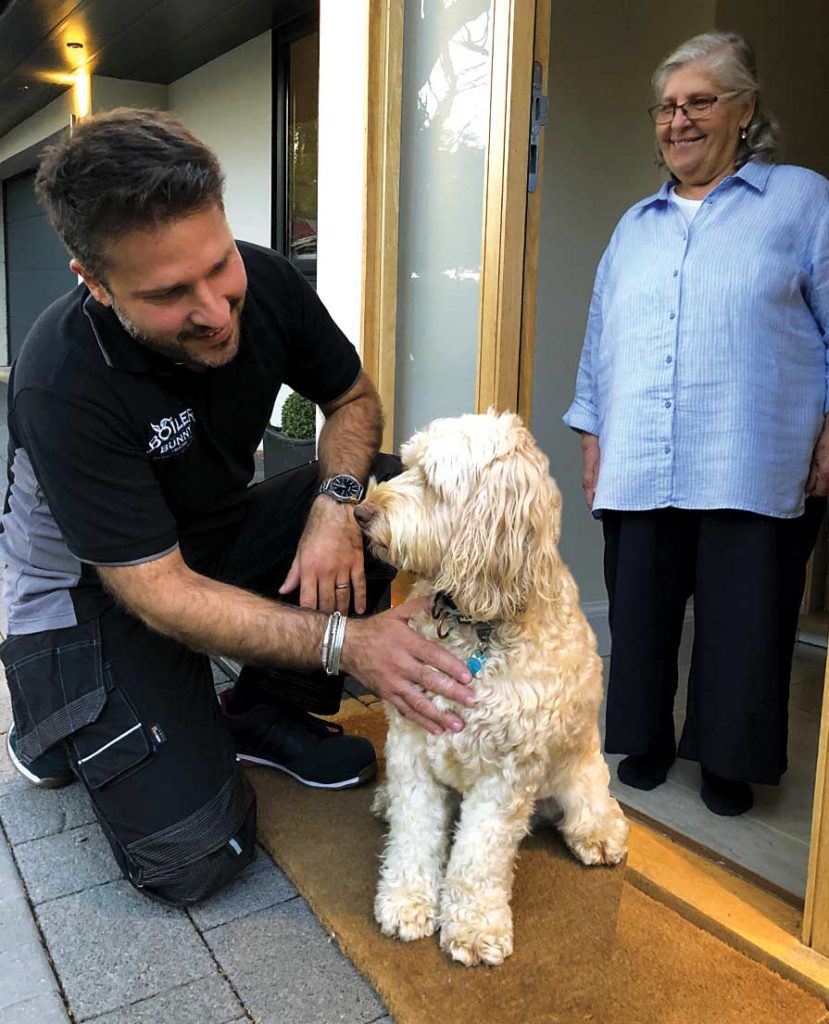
[4,171,76,363]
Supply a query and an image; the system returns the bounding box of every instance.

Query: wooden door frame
[476,0,549,417]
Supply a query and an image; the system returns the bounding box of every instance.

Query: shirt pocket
[68,665,152,790]
[0,619,108,762]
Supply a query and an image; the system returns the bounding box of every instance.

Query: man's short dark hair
[35,108,225,281]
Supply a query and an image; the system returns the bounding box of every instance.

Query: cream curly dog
[355,411,628,967]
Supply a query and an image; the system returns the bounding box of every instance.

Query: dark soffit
[0,0,316,138]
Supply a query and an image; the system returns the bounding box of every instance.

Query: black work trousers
[602,501,825,785]
[35,456,398,904]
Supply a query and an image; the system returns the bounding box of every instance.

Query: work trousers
[601,501,825,784]
[4,456,399,905]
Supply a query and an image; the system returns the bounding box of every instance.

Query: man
[0,108,473,905]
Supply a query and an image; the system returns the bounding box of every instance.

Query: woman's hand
[807,415,829,497]
[580,432,601,510]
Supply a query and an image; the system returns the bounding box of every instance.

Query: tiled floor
[603,625,825,898]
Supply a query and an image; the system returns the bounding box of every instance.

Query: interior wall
[168,32,272,247]
[716,0,829,177]
[530,0,716,607]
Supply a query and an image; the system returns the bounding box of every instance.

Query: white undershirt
[669,187,704,225]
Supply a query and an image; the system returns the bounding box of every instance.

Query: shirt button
[664,445,672,454]
[681,232,687,241]
[669,311,676,320]
[664,400,672,408]
[673,269,679,277]
[666,355,673,363]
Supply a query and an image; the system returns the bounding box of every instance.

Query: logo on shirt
[147,408,196,458]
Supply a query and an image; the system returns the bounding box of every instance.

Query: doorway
[528,0,829,901]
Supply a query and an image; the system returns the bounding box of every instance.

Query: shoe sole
[235,752,378,790]
[5,731,74,790]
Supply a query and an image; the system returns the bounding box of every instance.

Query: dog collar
[431,592,495,677]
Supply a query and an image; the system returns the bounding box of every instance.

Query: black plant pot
[263,425,316,479]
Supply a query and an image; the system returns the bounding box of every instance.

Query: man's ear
[70,258,111,306]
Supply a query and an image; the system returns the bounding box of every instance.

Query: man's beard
[108,295,243,371]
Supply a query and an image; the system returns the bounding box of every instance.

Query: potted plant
[263,390,317,478]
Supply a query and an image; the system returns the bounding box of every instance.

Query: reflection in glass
[394,1,494,445]
[288,30,319,267]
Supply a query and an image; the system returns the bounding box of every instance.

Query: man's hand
[342,597,476,735]
[279,497,367,614]
[580,432,601,510]
[807,414,829,497]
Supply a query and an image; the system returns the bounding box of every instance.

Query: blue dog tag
[467,653,487,677]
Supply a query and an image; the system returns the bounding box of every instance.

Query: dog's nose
[354,503,376,528]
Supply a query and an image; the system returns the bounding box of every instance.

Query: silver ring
[334,583,350,590]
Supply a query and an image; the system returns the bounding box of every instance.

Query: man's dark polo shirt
[0,241,361,635]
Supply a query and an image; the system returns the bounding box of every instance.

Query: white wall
[93,76,168,115]
[0,90,75,166]
[169,32,272,247]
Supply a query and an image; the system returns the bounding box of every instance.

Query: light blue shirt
[564,161,829,519]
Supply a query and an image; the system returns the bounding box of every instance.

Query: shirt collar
[638,158,773,211]
[82,292,155,375]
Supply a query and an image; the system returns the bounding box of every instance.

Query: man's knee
[131,794,257,906]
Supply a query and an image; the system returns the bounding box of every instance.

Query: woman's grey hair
[651,31,780,166]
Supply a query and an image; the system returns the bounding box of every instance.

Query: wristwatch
[317,474,365,504]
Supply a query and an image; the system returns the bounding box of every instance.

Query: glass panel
[287,30,319,268]
[394,1,494,445]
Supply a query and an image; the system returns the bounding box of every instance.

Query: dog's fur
[357,411,628,967]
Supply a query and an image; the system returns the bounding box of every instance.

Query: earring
[740,128,747,140]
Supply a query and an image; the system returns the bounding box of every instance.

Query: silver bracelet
[322,611,347,676]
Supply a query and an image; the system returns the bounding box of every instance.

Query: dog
[354,411,628,967]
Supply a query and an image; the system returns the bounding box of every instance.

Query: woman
[564,32,829,816]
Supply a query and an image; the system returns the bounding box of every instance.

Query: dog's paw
[375,886,437,941]
[565,804,629,866]
[439,900,514,967]
[370,783,389,821]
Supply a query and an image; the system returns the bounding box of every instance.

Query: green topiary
[280,390,316,440]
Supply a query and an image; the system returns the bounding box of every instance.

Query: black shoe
[224,703,377,790]
[617,749,675,791]
[700,769,753,816]
[6,725,75,789]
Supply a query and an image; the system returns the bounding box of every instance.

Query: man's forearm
[99,555,326,669]
[317,374,383,483]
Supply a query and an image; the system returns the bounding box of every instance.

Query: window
[273,15,319,284]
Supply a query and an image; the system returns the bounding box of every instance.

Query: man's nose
[190,284,229,327]
[354,503,376,528]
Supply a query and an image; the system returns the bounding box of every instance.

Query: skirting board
[583,600,695,658]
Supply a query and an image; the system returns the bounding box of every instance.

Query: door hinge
[528,61,548,193]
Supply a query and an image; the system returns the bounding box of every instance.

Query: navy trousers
[602,500,825,784]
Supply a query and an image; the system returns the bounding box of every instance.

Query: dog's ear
[434,424,562,622]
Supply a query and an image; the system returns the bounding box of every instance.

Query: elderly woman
[565,32,829,816]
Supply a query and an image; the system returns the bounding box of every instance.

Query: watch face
[329,476,363,501]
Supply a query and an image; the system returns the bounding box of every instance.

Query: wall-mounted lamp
[73,68,91,117]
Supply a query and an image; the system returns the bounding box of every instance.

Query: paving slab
[84,974,244,1024]
[0,892,45,952]
[0,990,69,1023]
[35,880,215,1022]
[0,782,96,844]
[0,941,62,1011]
[204,898,385,1024]
[188,845,297,931]
[15,822,122,904]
